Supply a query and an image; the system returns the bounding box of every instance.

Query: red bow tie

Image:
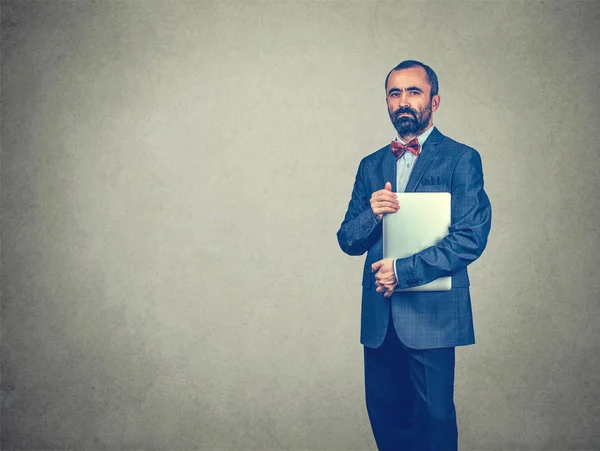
[391,139,421,158]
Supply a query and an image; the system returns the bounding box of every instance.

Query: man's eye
[410,91,420,95]
[390,92,399,97]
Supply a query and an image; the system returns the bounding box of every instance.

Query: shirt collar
[395,124,435,148]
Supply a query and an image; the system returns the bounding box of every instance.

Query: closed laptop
[383,192,452,292]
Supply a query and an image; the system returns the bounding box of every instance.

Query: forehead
[386,67,430,93]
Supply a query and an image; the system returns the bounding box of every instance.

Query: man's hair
[384,60,439,98]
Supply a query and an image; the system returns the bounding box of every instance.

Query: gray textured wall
[1,1,599,450]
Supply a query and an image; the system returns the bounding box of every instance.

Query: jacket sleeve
[336,159,382,256]
[394,148,492,288]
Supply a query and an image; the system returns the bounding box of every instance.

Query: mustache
[392,107,417,121]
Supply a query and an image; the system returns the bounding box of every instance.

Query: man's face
[386,67,440,139]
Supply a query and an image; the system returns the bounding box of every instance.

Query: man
[337,60,492,451]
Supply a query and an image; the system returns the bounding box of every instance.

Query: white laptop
[383,192,452,291]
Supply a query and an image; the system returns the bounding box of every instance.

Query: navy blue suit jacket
[337,127,492,349]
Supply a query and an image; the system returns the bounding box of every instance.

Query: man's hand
[370,182,399,220]
[371,258,398,298]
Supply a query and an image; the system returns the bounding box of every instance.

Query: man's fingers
[384,181,392,191]
[371,260,383,272]
[372,207,399,218]
[372,191,399,202]
[376,278,395,287]
[372,199,400,217]
[372,202,399,212]
[372,198,399,210]
[371,190,399,220]
[376,285,396,297]
[373,198,399,207]
[371,190,399,218]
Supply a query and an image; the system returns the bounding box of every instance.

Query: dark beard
[391,104,432,139]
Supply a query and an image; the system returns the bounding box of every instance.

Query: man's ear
[431,94,440,112]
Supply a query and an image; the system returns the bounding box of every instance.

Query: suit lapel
[382,144,397,192]
[404,127,444,192]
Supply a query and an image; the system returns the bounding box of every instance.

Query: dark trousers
[364,318,458,451]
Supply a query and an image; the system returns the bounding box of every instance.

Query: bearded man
[337,60,492,451]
